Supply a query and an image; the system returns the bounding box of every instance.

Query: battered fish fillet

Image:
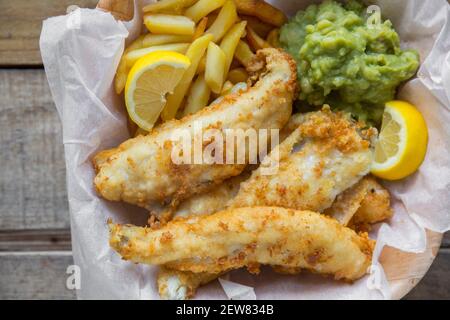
[170,175,392,228]
[157,267,222,300]
[157,108,376,299]
[94,48,296,210]
[325,176,393,227]
[229,107,375,212]
[167,108,375,219]
[109,207,374,280]
[167,173,251,220]
[349,178,393,231]
[159,177,391,300]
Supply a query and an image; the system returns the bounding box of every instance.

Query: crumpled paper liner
[40,0,450,299]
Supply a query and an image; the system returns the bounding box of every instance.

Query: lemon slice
[371,100,428,180]
[125,51,191,130]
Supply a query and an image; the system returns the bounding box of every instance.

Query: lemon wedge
[125,51,191,131]
[371,100,428,180]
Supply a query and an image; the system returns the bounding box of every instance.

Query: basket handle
[97,0,135,21]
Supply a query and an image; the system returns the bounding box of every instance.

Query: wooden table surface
[0,0,449,300]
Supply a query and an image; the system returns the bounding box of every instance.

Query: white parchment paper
[40,0,450,299]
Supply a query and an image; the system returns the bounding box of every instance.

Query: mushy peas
[279,0,420,124]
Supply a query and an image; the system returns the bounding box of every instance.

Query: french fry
[115,59,129,94]
[205,0,238,42]
[161,34,214,120]
[234,0,287,27]
[143,0,198,14]
[142,34,192,47]
[220,21,247,81]
[115,35,145,94]
[266,28,280,47]
[183,75,211,116]
[205,42,226,94]
[227,68,248,84]
[127,35,146,51]
[124,43,190,68]
[246,26,271,51]
[144,14,195,35]
[240,14,273,38]
[206,11,219,28]
[185,0,226,23]
[196,56,207,74]
[192,17,209,40]
[234,40,255,67]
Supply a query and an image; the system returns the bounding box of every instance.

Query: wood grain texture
[0,229,71,252]
[0,252,75,300]
[0,0,98,66]
[0,69,69,230]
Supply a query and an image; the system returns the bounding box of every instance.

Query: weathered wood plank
[0,252,75,299]
[0,69,69,230]
[0,229,71,252]
[0,250,448,299]
[405,248,450,299]
[0,0,98,66]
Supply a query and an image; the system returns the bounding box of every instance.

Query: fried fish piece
[325,176,393,228]
[167,108,375,219]
[110,207,374,280]
[350,178,393,230]
[159,175,390,300]
[157,108,376,299]
[157,267,222,300]
[229,107,375,212]
[324,177,374,226]
[159,176,391,300]
[94,48,296,210]
[166,172,251,221]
